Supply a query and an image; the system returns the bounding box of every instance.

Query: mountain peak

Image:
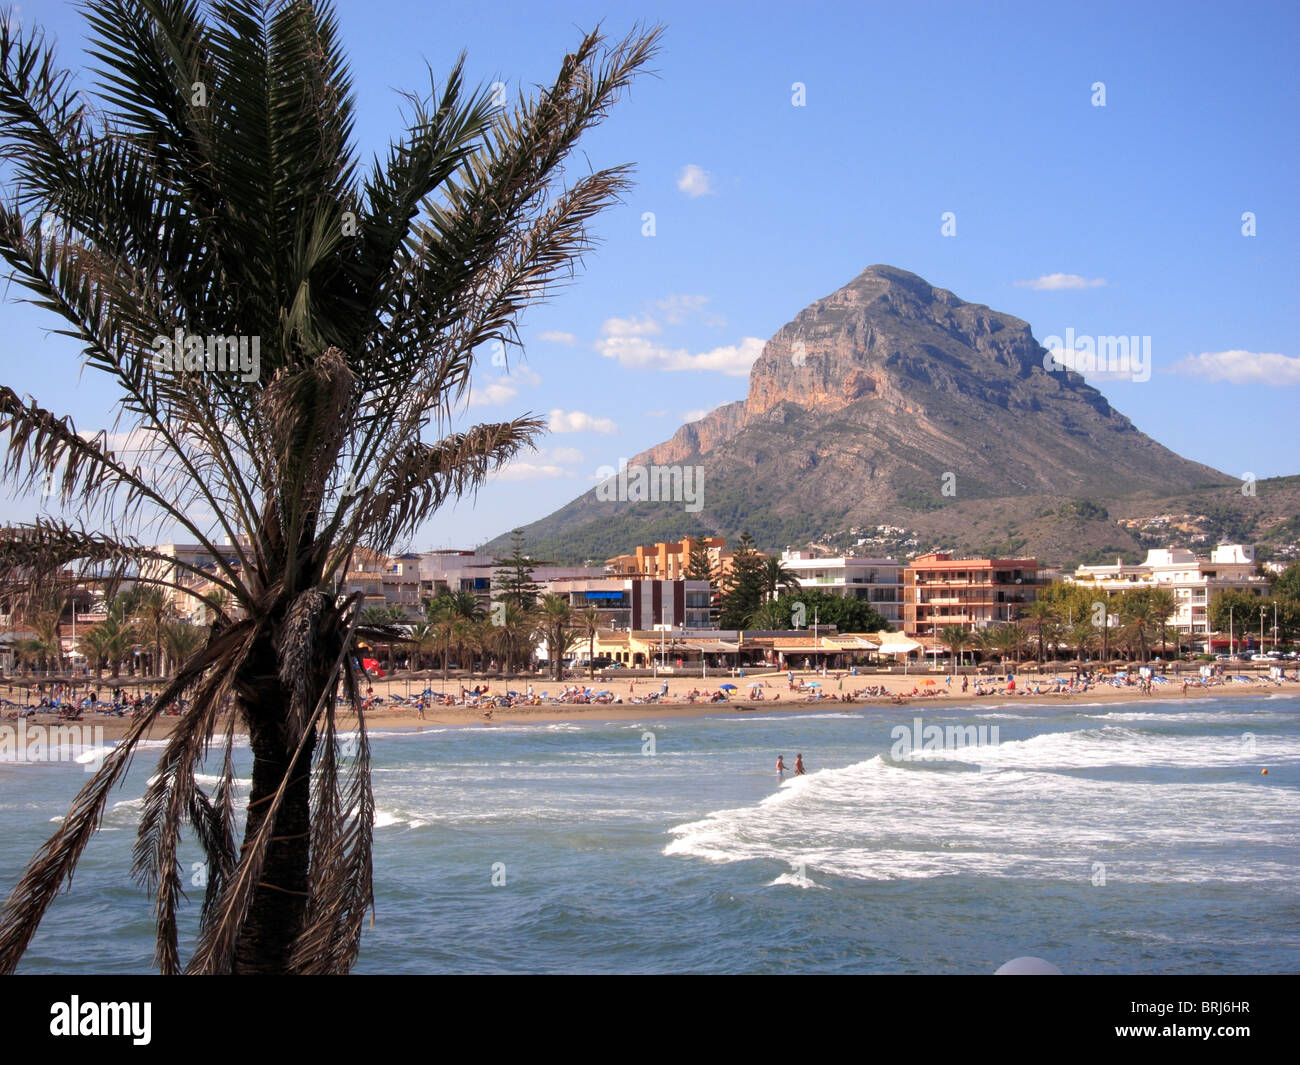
[500,265,1231,563]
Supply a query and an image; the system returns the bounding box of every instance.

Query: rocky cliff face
[637,265,1123,469]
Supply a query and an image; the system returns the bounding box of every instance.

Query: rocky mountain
[489,266,1238,564]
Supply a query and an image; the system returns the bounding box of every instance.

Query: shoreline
[9,672,1296,742]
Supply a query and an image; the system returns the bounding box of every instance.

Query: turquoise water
[3,694,1298,973]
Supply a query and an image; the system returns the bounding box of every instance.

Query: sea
[2,693,1297,974]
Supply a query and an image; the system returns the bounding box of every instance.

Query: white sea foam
[768,870,828,890]
[665,724,1300,885]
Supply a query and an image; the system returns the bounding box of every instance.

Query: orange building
[903,553,1041,638]
[606,536,731,581]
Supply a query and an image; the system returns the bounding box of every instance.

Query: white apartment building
[541,577,713,631]
[779,550,904,624]
[1068,545,1269,647]
[419,550,606,612]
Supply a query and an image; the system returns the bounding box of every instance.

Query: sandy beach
[10,668,1297,742]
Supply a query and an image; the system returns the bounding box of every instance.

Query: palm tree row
[934,585,1180,669]
[353,590,610,687]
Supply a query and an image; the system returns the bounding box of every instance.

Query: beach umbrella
[719,683,737,690]
[924,679,936,686]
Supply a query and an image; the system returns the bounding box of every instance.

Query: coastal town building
[903,553,1042,639]
[779,550,904,624]
[540,577,713,631]
[1067,544,1269,648]
[419,549,605,613]
[606,536,732,581]
[140,540,249,622]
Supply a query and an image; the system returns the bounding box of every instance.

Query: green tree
[0,4,658,975]
[773,589,889,635]
[717,533,766,629]
[577,605,606,681]
[161,621,207,676]
[537,593,578,680]
[1147,587,1177,658]
[1273,562,1300,603]
[492,530,542,613]
[1208,589,1269,651]
[126,587,170,677]
[759,555,801,601]
[1114,589,1158,662]
[938,624,972,675]
[684,541,715,582]
[1021,599,1057,664]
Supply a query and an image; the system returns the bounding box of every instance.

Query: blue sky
[1,0,1297,550]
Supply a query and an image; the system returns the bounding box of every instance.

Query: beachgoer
[794,753,805,775]
[961,675,968,693]
[776,754,786,777]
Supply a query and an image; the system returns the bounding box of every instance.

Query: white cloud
[676,164,715,198]
[550,446,586,464]
[655,294,710,324]
[468,367,542,407]
[493,461,571,482]
[683,408,711,423]
[1013,273,1108,291]
[549,409,619,434]
[538,330,577,345]
[1167,350,1300,385]
[595,334,764,377]
[600,315,661,338]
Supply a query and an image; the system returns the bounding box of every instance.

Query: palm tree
[0,3,659,975]
[127,587,170,677]
[1148,587,1176,660]
[577,605,606,681]
[1116,590,1157,663]
[30,602,65,673]
[161,621,207,676]
[77,625,111,680]
[487,601,534,676]
[938,625,971,676]
[404,620,439,673]
[760,555,801,601]
[1021,600,1057,665]
[424,595,460,687]
[749,599,789,631]
[538,593,575,681]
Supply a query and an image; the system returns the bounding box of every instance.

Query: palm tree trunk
[231,633,319,974]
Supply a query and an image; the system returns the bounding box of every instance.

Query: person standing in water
[794,753,805,775]
[776,754,786,778]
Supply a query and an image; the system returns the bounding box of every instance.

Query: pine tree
[717,533,765,629]
[491,530,542,612]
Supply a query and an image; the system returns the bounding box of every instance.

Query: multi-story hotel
[903,553,1041,639]
[1068,544,1268,648]
[778,550,904,625]
[606,536,732,581]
